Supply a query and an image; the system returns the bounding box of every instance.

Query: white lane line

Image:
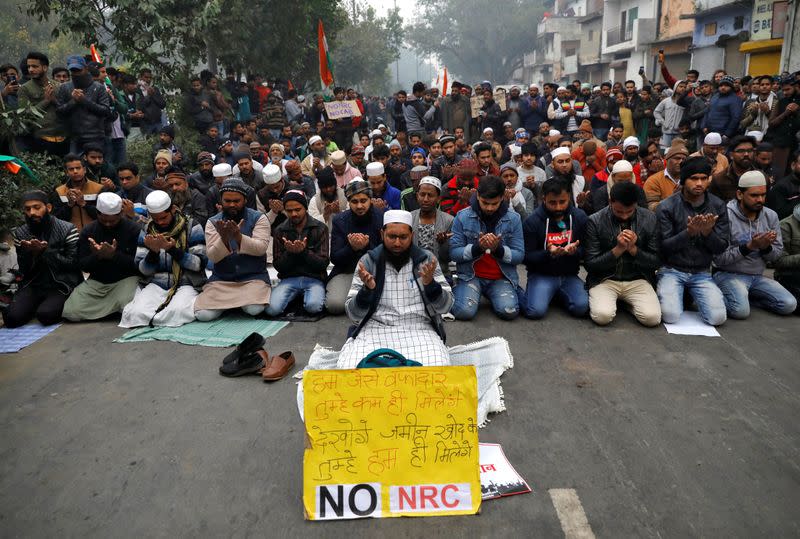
[549,488,596,539]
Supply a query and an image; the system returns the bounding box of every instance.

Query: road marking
[548,488,596,539]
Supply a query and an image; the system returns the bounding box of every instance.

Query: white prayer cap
[510,145,522,156]
[145,190,172,214]
[611,159,633,174]
[557,86,567,92]
[96,192,122,215]
[529,83,539,90]
[419,176,442,192]
[366,162,385,177]
[212,163,232,178]
[623,136,640,149]
[548,129,561,137]
[262,163,282,185]
[383,210,413,228]
[551,147,571,159]
[378,124,387,129]
[370,129,382,138]
[703,132,722,146]
[483,127,494,134]
[738,170,767,188]
[745,130,764,142]
[308,135,323,146]
[593,86,600,92]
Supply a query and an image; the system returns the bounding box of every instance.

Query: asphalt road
[0,306,798,537]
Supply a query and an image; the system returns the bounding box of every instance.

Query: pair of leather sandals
[219,332,295,381]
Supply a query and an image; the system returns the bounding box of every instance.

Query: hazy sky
[364,0,419,18]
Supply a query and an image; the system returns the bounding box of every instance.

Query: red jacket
[440,176,479,216]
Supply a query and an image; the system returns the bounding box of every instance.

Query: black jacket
[584,206,661,287]
[656,191,729,272]
[766,173,800,220]
[78,218,141,284]
[523,205,588,276]
[329,206,384,278]
[12,216,82,293]
[587,184,648,215]
[55,80,114,141]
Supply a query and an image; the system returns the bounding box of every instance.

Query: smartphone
[7,74,16,84]
[638,66,645,75]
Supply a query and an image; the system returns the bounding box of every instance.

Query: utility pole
[351,0,357,22]
[394,0,400,87]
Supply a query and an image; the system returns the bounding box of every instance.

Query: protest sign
[303,366,481,520]
[324,100,362,120]
[479,443,531,500]
[470,96,483,118]
[494,89,507,111]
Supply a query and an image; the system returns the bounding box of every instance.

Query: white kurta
[337,258,451,368]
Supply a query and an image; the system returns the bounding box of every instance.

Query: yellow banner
[303,366,481,520]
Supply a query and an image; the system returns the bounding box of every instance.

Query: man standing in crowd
[703,76,742,142]
[55,55,113,154]
[18,52,68,156]
[584,181,661,326]
[194,179,271,321]
[713,171,796,318]
[450,175,524,321]
[656,156,729,326]
[767,151,800,219]
[266,190,329,317]
[442,81,470,136]
[3,191,80,328]
[768,77,800,178]
[62,192,141,321]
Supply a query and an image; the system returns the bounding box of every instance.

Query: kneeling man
[266,190,329,316]
[584,182,662,326]
[120,190,207,327]
[338,210,453,368]
[63,192,141,321]
[194,179,271,320]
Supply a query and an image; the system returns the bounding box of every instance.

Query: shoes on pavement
[261,351,295,382]
[219,350,266,377]
[222,332,265,365]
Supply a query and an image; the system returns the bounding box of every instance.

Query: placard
[470,90,507,117]
[479,443,531,500]
[303,366,481,520]
[324,100,362,119]
[494,89,507,111]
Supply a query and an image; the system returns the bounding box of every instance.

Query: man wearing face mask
[3,191,81,328]
[55,55,114,154]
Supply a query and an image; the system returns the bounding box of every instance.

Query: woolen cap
[282,189,308,208]
[345,178,372,199]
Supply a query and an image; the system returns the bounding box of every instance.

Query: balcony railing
[606,25,634,46]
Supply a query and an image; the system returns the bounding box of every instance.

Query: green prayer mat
[115,315,289,347]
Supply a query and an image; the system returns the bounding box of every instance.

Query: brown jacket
[52,179,104,231]
[643,170,680,211]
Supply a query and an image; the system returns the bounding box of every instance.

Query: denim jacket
[450,203,525,286]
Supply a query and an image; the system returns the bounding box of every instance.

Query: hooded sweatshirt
[522,204,587,276]
[653,81,686,135]
[713,199,783,275]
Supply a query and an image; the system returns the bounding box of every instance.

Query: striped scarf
[147,211,189,326]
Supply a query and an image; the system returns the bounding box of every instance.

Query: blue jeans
[265,276,325,316]
[657,268,726,326]
[593,128,609,140]
[713,272,797,319]
[523,274,589,319]
[451,278,519,321]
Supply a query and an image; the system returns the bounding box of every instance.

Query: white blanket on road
[294,337,514,427]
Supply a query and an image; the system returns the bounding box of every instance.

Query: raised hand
[418,259,438,285]
[357,261,376,290]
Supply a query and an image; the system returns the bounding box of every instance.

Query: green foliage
[0,151,64,234]
[331,5,404,94]
[126,125,201,178]
[0,0,83,68]
[407,0,544,84]
[0,103,43,140]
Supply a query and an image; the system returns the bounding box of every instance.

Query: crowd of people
[2,50,800,374]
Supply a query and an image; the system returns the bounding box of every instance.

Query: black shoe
[219,351,265,377]
[222,332,265,365]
